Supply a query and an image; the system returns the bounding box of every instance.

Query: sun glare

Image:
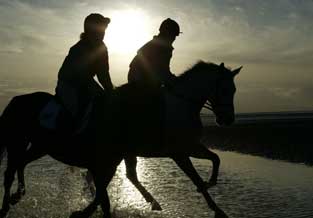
[105,9,151,55]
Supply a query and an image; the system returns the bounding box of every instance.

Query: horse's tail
[0,114,6,165]
[0,97,15,166]
[0,94,31,166]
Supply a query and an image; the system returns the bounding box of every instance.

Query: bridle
[166,82,232,114]
[203,74,234,114]
[203,101,214,111]
[164,65,234,114]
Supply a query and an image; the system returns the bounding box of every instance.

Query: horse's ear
[232,66,242,76]
[219,62,225,68]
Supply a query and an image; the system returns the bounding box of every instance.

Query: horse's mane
[175,61,218,82]
[115,61,218,95]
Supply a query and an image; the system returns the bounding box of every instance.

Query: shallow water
[0,150,312,218]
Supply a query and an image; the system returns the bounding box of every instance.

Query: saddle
[39,98,63,130]
[38,97,93,134]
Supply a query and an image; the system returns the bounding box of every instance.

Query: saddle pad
[39,99,62,129]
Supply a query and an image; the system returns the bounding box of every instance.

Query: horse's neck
[164,90,201,129]
[164,70,218,128]
[172,71,218,109]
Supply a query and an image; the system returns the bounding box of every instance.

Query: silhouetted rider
[128,18,181,88]
[127,18,181,145]
[55,13,113,125]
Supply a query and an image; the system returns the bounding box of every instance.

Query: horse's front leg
[172,156,228,218]
[189,143,220,188]
[84,170,96,197]
[70,175,104,218]
[70,166,117,218]
[125,156,162,210]
[70,196,100,218]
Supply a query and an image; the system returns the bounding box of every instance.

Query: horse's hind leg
[125,156,162,210]
[172,156,228,218]
[189,143,220,187]
[10,146,28,205]
[10,143,46,205]
[9,166,26,205]
[0,157,18,217]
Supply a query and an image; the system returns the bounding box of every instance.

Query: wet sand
[201,112,313,165]
[0,150,312,218]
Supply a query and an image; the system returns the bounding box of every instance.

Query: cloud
[3,0,312,64]
[269,87,300,99]
[236,82,313,112]
[168,0,313,66]
[0,1,67,54]
[8,0,102,10]
[0,0,158,56]
[0,46,23,54]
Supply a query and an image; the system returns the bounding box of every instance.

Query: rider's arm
[97,69,113,92]
[157,48,176,86]
[96,45,114,92]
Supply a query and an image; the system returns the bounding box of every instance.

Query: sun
[105,9,151,55]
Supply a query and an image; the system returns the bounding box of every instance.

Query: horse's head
[174,61,241,126]
[206,62,241,126]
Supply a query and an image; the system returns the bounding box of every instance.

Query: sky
[0,0,313,113]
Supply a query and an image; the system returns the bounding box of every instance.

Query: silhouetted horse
[0,61,241,218]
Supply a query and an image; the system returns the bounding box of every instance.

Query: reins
[203,101,213,111]
[164,86,214,112]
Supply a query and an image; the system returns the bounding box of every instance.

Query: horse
[0,61,241,218]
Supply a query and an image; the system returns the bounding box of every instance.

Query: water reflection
[108,160,153,211]
[0,150,312,218]
[108,151,313,218]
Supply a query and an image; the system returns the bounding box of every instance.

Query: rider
[127,18,181,88]
[55,13,113,127]
[127,18,181,145]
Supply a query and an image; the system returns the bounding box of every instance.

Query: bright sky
[105,9,151,55]
[0,0,313,112]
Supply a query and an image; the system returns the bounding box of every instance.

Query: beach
[1,151,313,218]
[201,112,313,165]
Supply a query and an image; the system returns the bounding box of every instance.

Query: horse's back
[1,92,53,126]
[12,91,53,106]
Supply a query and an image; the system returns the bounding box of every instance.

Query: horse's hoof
[89,187,96,197]
[102,212,112,218]
[10,192,24,205]
[82,186,95,199]
[151,200,162,211]
[215,209,228,218]
[205,180,217,189]
[0,208,9,218]
[70,211,87,218]
[197,180,217,192]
